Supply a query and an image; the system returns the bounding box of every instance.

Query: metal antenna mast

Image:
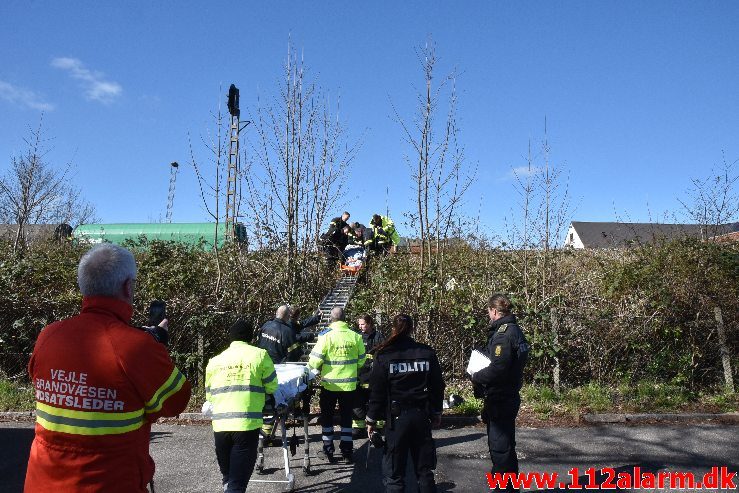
[386,186,390,218]
[166,161,179,223]
[225,84,241,240]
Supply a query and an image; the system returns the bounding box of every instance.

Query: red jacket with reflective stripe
[24,297,191,493]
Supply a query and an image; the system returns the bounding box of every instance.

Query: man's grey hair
[330,306,345,322]
[276,305,291,321]
[77,244,137,298]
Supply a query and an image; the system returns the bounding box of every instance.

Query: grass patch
[525,381,738,418]
[618,381,692,412]
[438,380,738,419]
[0,378,35,411]
[697,390,739,413]
[563,383,612,414]
[443,379,483,416]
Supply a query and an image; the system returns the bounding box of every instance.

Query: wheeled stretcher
[251,362,315,492]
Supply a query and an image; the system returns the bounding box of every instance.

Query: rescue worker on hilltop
[24,243,192,493]
[366,314,445,493]
[346,223,363,247]
[321,211,351,268]
[352,313,385,438]
[365,214,390,255]
[471,294,529,492]
[206,318,278,493]
[351,222,367,246]
[308,306,366,463]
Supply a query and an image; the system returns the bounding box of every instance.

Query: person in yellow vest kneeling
[206,319,278,493]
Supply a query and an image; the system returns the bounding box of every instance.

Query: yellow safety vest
[365,226,388,247]
[308,321,366,391]
[205,341,278,432]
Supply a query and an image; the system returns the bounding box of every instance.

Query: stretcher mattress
[273,363,315,407]
[202,363,314,417]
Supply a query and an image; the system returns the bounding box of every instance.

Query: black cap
[229,318,253,342]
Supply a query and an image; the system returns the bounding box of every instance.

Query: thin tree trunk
[13,222,24,252]
[714,307,735,393]
[552,308,561,395]
[198,331,205,389]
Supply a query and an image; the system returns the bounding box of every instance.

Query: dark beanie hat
[229,318,254,342]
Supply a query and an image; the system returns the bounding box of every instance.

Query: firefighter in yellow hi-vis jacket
[308,306,366,463]
[206,319,278,493]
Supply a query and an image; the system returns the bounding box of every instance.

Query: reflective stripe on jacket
[206,341,278,432]
[25,296,191,493]
[308,321,366,391]
[364,226,388,249]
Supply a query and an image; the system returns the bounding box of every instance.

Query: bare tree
[508,123,572,253]
[393,39,474,271]
[188,105,229,230]
[678,153,739,238]
[0,117,97,251]
[504,123,573,387]
[186,95,232,295]
[243,43,359,292]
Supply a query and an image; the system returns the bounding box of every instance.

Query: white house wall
[564,224,585,249]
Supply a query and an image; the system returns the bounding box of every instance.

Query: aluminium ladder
[302,273,359,360]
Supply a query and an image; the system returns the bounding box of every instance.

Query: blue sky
[1,1,738,242]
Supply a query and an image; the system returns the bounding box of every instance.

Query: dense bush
[0,240,334,387]
[349,239,739,391]
[1,237,737,395]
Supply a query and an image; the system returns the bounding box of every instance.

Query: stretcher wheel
[283,473,295,492]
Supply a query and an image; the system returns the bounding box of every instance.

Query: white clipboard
[466,349,491,375]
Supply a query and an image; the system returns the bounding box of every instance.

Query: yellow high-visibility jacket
[206,341,278,432]
[308,321,366,391]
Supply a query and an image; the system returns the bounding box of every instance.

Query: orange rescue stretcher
[340,245,365,274]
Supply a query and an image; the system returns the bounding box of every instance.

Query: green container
[73,223,246,250]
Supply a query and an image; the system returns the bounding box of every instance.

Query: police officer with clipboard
[471,294,529,492]
[366,314,445,492]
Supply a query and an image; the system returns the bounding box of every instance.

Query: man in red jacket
[24,243,192,493]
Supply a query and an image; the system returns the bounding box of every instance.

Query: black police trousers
[319,388,355,456]
[484,396,521,492]
[352,386,370,426]
[383,408,437,492]
[214,429,260,493]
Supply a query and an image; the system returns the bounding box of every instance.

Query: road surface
[2,421,736,492]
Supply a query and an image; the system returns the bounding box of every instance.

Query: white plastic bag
[201,400,213,418]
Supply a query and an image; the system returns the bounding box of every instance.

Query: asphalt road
[2,421,737,492]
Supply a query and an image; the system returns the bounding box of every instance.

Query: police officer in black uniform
[366,314,445,493]
[471,294,529,492]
